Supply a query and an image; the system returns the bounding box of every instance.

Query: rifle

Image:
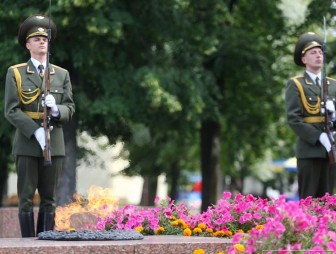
[321,16,336,165]
[42,0,52,166]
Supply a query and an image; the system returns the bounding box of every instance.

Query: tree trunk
[0,166,8,207]
[56,117,77,206]
[0,136,12,207]
[200,120,221,212]
[140,175,158,206]
[168,160,179,201]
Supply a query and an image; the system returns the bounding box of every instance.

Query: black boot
[36,212,55,236]
[18,212,35,237]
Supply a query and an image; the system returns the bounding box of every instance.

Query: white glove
[45,94,59,117]
[34,127,45,150]
[319,132,331,152]
[326,100,336,119]
[326,100,335,112]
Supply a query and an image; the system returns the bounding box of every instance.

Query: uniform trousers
[15,155,63,213]
[297,158,335,199]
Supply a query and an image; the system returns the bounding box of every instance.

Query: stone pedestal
[0,236,231,254]
[0,207,232,254]
[0,207,39,238]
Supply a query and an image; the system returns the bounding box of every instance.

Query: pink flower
[239,213,252,224]
[222,192,232,200]
[290,242,302,250]
[310,245,326,252]
[92,192,336,253]
[327,231,336,241]
[245,194,256,202]
[327,241,336,252]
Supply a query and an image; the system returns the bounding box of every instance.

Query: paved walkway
[0,235,231,254]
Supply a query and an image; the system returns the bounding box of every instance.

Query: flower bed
[96,192,336,253]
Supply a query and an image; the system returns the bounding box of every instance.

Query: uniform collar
[305,70,321,84]
[30,58,45,73]
[28,58,55,75]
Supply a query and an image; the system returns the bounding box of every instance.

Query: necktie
[38,64,44,78]
[315,76,320,86]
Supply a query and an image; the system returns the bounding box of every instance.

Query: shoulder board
[51,64,67,72]
[290,75,303,80]
[10,63,27,69]
[327,77,336,82]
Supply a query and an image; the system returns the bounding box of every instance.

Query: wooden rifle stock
[322,17,336,165]
[329,143,336,165]
[43,67,52,166]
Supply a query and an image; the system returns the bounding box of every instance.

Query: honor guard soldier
[285,32,336,199]
[4,15,75,237]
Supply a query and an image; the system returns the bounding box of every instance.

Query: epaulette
[10,63,27,69]
[327,77,336,82]
[290,75,303,80]
[51,64,67,72]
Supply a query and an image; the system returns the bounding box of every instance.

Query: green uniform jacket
[285,71,336,159]
[4,60,75,157]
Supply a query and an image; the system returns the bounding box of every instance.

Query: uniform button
[55,90,58,92]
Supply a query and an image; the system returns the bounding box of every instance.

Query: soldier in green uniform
[285,32,336,199]
[4,15,75,237]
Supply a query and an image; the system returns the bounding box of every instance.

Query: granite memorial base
[0,207,231,254]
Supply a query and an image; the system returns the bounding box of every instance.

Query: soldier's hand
[326,100,336,119]
[45,94,59,117]
[319,132,332,152]
[34,127,45,150]
[326,100,335,111]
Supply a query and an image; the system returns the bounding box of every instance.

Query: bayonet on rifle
[43,0,52,166]
[321,16,336,165]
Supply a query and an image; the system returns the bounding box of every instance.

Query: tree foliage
[2,0,336,206]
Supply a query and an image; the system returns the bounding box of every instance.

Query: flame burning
[55,185,118,231]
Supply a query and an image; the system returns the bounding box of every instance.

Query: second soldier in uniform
[285,32,336,199]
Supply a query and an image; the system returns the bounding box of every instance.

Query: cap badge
[38,27,45,32]
[36,16,45,20]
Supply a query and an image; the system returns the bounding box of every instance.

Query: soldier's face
[26,36,48,56]
[301,47,323,72]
